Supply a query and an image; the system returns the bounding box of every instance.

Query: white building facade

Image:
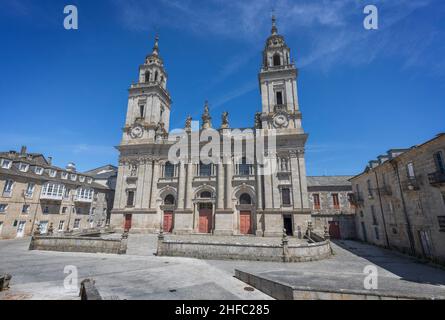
[111,18,312,237]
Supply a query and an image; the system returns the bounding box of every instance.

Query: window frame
[332,193,340,209]
[18,162,29,172]
[0,204,8,213]
[281,187,292,206]
[0,159,12,169]
[313,193,321,210]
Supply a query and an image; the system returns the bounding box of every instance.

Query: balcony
[378,185,393,196]
[274,104,287,113]
[40,183,65,202]
[40,193,63,201]
[352,193,364,207]
[402,177,420,191]
[74,195,93,203]
[428,171,445,187]
[75,188,94,203]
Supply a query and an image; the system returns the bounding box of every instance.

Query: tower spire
[271,13,278,35]
[152,34,159,56]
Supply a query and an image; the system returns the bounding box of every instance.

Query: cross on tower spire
[271,13,278,35]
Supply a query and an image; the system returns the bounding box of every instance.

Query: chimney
[20,146,27,155]
[48,157,52,166]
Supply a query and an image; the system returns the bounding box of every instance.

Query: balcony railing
[353,193,364,206]
[428,171,445,186]
[378,185,393,196]
[40,193,63,201]
[402,177,420,191]
[74,196,93,203]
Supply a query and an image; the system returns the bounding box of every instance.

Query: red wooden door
[329,221,341,239]
[199,209,212,233]
[239,211,252,235]
[124,214,132,231]
[163,212,173,233]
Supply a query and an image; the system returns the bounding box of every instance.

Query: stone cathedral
[111,17,311,237]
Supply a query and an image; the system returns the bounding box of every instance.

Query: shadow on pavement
[332,239,445,287]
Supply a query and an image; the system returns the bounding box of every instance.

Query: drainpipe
[374,171,390,248]
[30,184,43,234]
[391,160,416,256]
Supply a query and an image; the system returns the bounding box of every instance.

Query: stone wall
[29,235,127,255]
[157,236,332,262]
[352,134,445,265]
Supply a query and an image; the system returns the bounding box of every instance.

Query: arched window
[164,162,175,178]
[273,54,281,66]
[200,191,212,199]
[145,71,150,82]
[164,194,175,205]
[240,193,252,205]
[155,71,159,82]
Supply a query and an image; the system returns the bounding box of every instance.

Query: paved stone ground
[1,235,444,300]
[0,237,271,300]
[208,240,445,298]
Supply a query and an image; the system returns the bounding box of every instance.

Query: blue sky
[0,0,444,176]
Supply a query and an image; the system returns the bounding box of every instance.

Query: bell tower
[256,16,311,237]
[122,35,172,144]
[258,16,303,133]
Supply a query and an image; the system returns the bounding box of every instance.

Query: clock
[130,125,143,139]
[273,114,289,128]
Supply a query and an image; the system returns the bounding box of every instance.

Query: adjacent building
[111,17,312,237]
[351,133,445,264]
[308,176,356,239]
[0,147,115,239]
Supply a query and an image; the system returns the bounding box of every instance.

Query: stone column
[184,162,193,210]
[150,161,160,209]
[135,161,146,209]
[263,158,273,209]
[141,160,153,209]
[217,162,225,210]
[113,162,125,210]
[255,164,263,210]
[225,159,233,210]
[177,161,186,210]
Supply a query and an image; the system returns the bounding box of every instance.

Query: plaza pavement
[0,235,444,300]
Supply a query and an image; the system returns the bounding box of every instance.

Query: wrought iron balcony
[352,193,364,206]
[428,171,445,186]
[402,177,420,191]
[378,185,393,196]
[274,104,287,113]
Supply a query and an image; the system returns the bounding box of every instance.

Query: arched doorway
[239,193,253,235]
[163,194,175,233]
[198,191,213,234]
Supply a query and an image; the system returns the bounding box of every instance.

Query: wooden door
[124,214,132,231]
[163,212,174,233]
[329,221,341,239]
[199,209,212,234]
[239,211,252,235]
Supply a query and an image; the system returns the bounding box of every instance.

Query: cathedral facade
[111,17,312,237]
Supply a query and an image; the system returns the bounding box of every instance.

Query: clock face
[273,114,289,128]
[130,125,143,139]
